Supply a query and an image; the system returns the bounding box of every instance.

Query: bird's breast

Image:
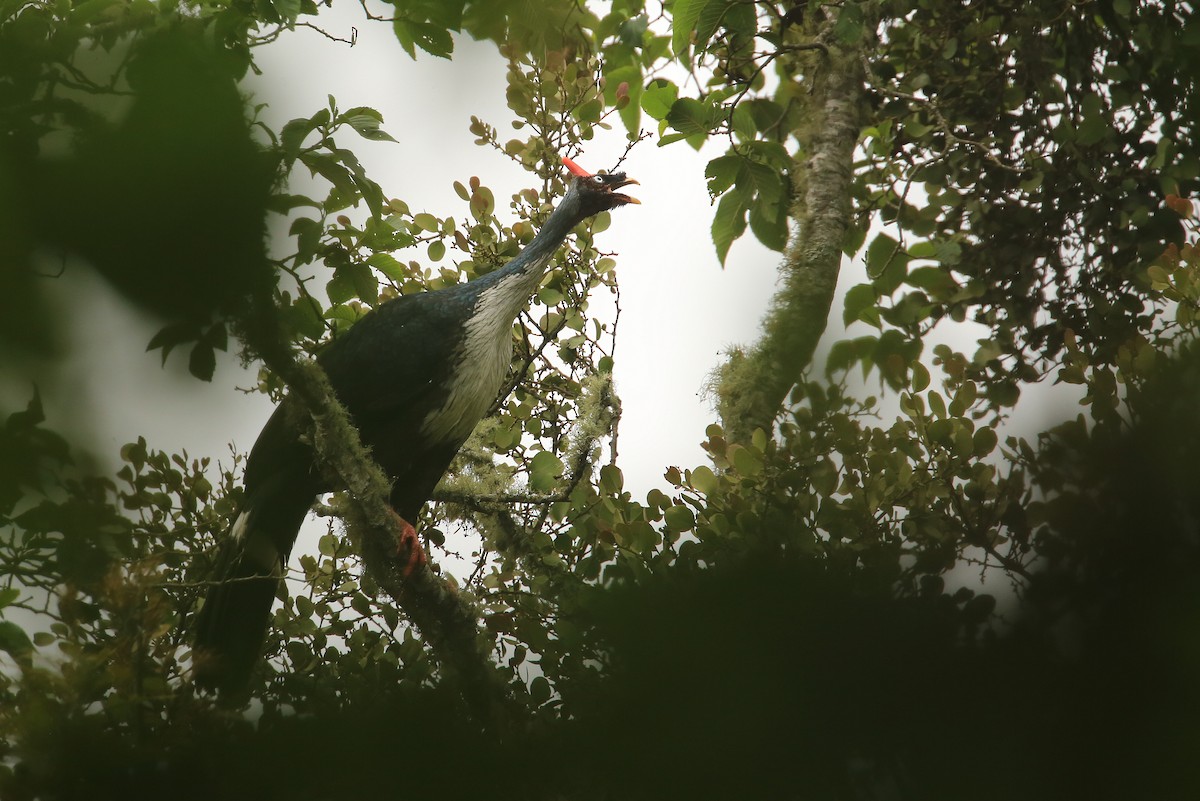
[419,268,539,445]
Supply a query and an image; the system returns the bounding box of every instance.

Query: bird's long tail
[192,485,311,698]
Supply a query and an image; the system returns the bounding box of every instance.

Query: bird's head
[561,156,640,218]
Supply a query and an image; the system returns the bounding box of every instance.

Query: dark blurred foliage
[0,23,274,367]
[5,348,1200,801]
[573,346,1200,801]
[37,30,276,325]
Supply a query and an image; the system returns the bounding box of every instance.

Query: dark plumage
[192,158,637,696]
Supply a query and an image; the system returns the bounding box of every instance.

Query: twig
[299,22,358,46]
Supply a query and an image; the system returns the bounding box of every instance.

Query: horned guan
[192,157,638,695]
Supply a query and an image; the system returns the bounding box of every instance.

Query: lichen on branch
[715,11,867,443]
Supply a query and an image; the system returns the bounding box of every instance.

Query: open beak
[611,177,640,205]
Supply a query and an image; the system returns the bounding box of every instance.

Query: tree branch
[242,311,514,728]
[715,12,867,443]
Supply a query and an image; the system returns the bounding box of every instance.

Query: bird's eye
[591,175,606,185]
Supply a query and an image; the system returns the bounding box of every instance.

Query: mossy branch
[241,310,514,728]
[715,12,867,443]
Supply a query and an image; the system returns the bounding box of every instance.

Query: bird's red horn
[562,156,593,177]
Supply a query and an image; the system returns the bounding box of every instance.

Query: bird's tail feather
[192,490,310,698]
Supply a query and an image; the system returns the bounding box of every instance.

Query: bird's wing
[316,290,471,418]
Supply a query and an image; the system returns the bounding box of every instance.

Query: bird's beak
[611,177,640,205]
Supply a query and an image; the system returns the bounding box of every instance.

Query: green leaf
[367,252,409,282]
[657,132,693,147]
[932,239,962,265]
[705,154,741,196]
[664,505,696,531]
[529,675,552,704]
[340,106,382,124]
[492,425,520,451]
[866,233,909,294]
[72,0,124,23]
[146,322,200,366]
[605,63,644,134]
[843,283,879,327]
[811,459,838,496]
[335,148,385,219]
[742,160,785,208]
[712,190,748,266]
[907,240,937,259]
[672,0,707,58]
[973,340,1003,366]
[326,270,355,305]
[393,18,454,59]
[290,217,323,263]
[731,104,757,138]
[986,381,1021,407]
[953,424,975,459]
[949,381,978,416]
[0,587,18,608]
[744,140,792,171]
[694,0,730,54]
[188,342,216,382]
[689,465,719,495]
[928,390,947,418]
[0,621,33,664]
[530,451,563,492]
[281,109,330,160]
[831,1,864,43]
[348,261,379,304]
[270,0,301,25]
[749,197,788,252]
[537,286,564,306]
[470,186,495,219]
[1075,92,1109,146]
[285,296,325,339]
[342,109,398,143]
[730,444,763,476]
[641,79,678,121]
[911,361,931,391]
[599,464,624,494]
[413,213,440,232]
[267,193,321,214]
[301,151,358,199]
[973,427,998,457]
[905,266,956,298]
[671,0,730,59]
[825,339,856,375]
[665,97,716,136]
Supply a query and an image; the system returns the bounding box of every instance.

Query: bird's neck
[417,193,586,446]
[508,196,584,273]
[472,193,583,318]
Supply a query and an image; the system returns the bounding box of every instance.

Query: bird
[192,156,638,697]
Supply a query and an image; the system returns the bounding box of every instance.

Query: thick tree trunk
[716,14,866,444]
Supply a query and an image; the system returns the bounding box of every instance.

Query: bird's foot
[390,512,427,578]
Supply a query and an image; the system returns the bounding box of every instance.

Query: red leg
[389,511,427,578]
